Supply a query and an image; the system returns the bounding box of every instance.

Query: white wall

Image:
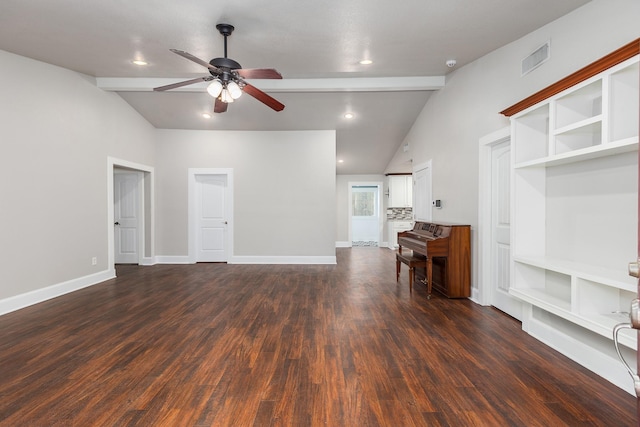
[0,50,157,303]
[385,0,640,293]
[155,130,336,261]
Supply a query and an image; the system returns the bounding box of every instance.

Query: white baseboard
[155,255,338,265]
[524,310,636,395]
[469,287,486,306]
[155,256,192,264]
[337,241,392,248]
[230,255,337,265]
[140,257,156,266]
[0,269,115,316]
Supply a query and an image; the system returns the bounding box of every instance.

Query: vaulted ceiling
[0,0,591,173]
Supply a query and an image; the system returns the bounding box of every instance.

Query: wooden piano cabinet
[398,222,471,298]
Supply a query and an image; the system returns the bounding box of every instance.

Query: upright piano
[397,221,471,298]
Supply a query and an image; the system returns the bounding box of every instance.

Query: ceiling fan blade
[242,83,285,112]
[214,98,228,113]
[237,68,282,79]
[153,76,212,91]
[170,49,221,73]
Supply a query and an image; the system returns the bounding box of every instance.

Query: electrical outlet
[91,257,97,266]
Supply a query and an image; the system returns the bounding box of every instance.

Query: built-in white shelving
[509,54,639,393]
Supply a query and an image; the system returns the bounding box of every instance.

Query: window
[352,186,377,217]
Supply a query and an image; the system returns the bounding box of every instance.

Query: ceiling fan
[153,23,285,113]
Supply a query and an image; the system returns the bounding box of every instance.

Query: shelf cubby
[609,58,640,143]
[513,104,549,164]
[554,79,602,130]
[553,118,602,155]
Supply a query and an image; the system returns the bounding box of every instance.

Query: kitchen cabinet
[388,175,413,207]
[388,221,413,249]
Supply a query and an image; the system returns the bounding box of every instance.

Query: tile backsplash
[387,207,413,220]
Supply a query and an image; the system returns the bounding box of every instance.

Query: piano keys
[397,221,471,298]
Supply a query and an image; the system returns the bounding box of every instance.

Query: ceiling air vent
[522,41,550,76]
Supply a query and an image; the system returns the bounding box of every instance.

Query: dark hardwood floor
[0,248,636,426]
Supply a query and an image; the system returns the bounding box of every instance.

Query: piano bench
[396,253,428,294]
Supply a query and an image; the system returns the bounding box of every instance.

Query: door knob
[114,221,120,225]
[629,261,639,278]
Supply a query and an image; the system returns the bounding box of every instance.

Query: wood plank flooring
[0,248,636,426]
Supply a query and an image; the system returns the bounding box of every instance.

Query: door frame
[348,181,383,246]
[107,157,155,275]
[188,168,234,263]
[477,127,510,305]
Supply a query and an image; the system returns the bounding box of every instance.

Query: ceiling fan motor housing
[209,57,242,71]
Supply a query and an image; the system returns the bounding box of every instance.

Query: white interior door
[413,162,432,221]
[196,175,227,262]
[114,171,140,264]
[490,141,521,319]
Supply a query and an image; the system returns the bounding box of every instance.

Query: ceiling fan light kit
[226,81,242,99]
[206,79,223,97]
[153,23,285,113]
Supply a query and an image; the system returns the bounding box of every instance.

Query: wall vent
[522,41,550,76]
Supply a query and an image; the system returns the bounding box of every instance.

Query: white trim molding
[97,76,446,93]
[0,270,114,316]
[230,256,337,265]
[155,256,191,264]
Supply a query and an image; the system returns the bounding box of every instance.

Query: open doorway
[348,182,383,247]
[108,157,154,275]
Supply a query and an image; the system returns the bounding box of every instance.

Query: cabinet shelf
[554,114,602,136]
[513,137,638,169]
[510,287,636,349]
[513,255,636,291]
[510,287,571,312]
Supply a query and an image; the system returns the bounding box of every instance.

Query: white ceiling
[0,0,590,174]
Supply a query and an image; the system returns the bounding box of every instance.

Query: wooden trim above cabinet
[500,38,640,117]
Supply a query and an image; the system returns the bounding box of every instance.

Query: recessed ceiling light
[338,159,344,163]
[359,59,373,65]
[132,59,148,66]
[202,113,212,119]
[344,113,354,119]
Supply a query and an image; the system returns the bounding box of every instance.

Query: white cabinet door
[388,221,413,249]
[389,176,412,207]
